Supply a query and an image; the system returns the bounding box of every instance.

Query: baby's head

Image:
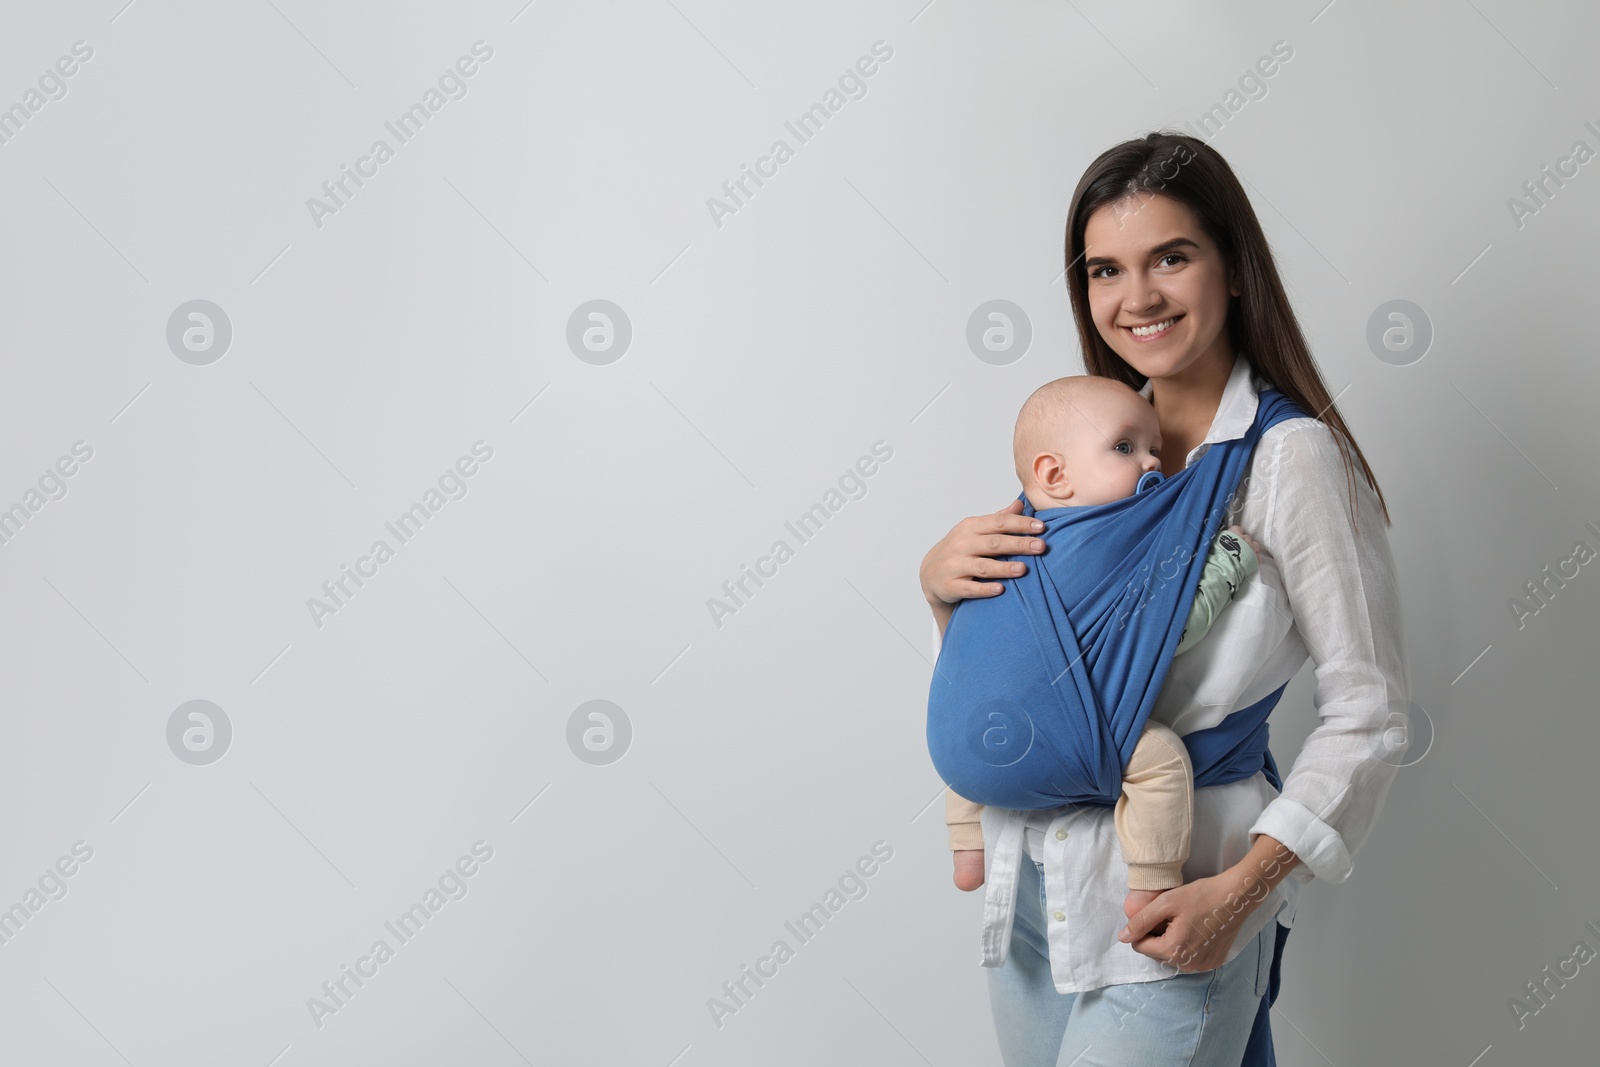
[1013,375,1162,511]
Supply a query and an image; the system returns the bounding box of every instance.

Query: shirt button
[1053,911,1066,922]
[1056,829,1067,840]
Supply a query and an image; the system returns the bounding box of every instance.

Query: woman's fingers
[967,503,1046,559]
[976,531,1037,557]
[951,540,1042,596]
[950,575,1007,598]
[923,502,1047,606]
[996,495,1037,532]
[1118,876,1247,971]
[1118,891,1176,944]
[934,561,1017,602]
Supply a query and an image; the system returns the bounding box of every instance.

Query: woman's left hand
[1115,869,1260,972]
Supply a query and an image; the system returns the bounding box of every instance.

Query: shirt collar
[1137,351,1264,457]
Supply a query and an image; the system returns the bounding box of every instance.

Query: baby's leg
[945,787,986,891]
[1115,721,1194,921]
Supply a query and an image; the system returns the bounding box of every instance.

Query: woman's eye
[1089,265,1117,279]
[1159,253,1186,267]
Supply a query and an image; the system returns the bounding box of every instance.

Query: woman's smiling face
[1082,192,1240,384]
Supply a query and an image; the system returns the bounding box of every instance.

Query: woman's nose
[1125,275,1162,314]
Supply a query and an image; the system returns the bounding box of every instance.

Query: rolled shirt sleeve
[1247,421,1412,883]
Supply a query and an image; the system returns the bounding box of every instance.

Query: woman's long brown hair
[1063,129,1391,533]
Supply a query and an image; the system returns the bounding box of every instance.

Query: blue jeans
[987,857,1272,1066]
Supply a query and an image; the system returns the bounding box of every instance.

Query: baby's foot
[1123,887,1164,923]
[952,849,985,891]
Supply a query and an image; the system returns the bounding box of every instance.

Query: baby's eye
[1114,442,1131,454]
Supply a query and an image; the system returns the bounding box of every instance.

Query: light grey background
[0,1,1596,1064]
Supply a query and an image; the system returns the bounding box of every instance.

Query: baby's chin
[1029,484,1139,509]
[1078,488,1137,508]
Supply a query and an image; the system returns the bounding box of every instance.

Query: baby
[943,375,1262,922]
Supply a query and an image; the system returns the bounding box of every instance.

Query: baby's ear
[1031,451,1069,496]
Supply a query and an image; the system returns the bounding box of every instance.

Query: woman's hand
[1117,834,1299,972]
[1114,872,1253,972]
[920,498,1046,628]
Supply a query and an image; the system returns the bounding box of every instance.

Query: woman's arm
[1243,422,1411,880]
[1121,421,1409,966]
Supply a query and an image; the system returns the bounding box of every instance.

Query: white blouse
[933,352,1412,993]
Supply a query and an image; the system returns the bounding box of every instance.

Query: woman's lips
[1124,315,1181,342]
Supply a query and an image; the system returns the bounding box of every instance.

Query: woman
[921,131,1410,1065]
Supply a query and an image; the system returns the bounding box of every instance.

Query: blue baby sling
[927,386,1309,1067]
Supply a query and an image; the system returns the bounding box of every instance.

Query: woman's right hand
[920,497,1046,618]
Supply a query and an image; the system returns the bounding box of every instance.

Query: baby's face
[1051,388,1163,506]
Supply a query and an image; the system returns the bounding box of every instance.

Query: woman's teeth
[1129,317,1178,338]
